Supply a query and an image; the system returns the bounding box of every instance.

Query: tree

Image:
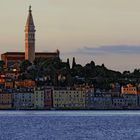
[72,57,76,69]
[67,58,70,69]
[20,60,32,72]
[90,61,95,68]
[0,60,4,71]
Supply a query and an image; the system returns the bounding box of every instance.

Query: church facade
[1,6,59,67]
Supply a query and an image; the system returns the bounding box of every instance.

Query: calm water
[0,111,140,140]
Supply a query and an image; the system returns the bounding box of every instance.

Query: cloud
[63,45,140,55]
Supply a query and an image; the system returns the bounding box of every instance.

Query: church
[1,6,60,68]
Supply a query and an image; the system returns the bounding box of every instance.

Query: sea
[0,111,140,140]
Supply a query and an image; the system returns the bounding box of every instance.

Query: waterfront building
[85,91,94,109]
[44,88,53,109]
[1,6,60,67]
[112,95,138,109]
[0,93,12,109]
[34,87,44,109]
[13,89,34,109]
[53,88,85,109]
[122,94,138,108]
[92,92,113,109]
[121,84,137,94]
[112,97,126,109]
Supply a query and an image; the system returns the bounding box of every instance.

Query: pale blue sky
[1,0,140,71]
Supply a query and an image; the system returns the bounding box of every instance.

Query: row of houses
[0,86,140,110]
[0,86,92,109]
[0,71,140,109]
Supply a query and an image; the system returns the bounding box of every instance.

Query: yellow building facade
[34,88,44,109]
[53,89,85,109]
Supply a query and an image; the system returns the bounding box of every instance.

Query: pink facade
[44,89,53,109]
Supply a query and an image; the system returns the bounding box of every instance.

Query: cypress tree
[72,57,76,69]
[67,58,70,69]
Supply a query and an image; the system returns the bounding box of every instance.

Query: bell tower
[25,6,36,63]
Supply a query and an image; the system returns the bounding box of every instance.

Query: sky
[0,0,140,72]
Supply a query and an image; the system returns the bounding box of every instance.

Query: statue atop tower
[25,5,36,63]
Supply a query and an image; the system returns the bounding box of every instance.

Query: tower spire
[25,6,36,63]
[26,5,34,27]
[29,5,32,12]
